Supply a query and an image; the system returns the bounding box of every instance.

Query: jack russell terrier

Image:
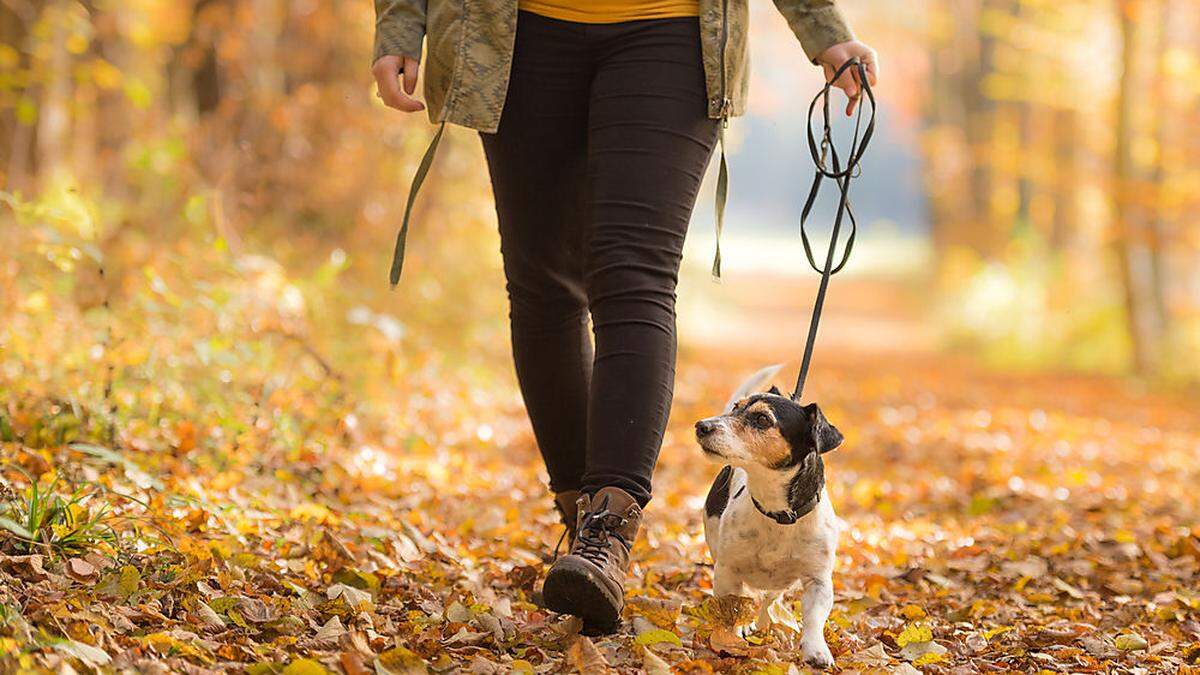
[695,365,844,669]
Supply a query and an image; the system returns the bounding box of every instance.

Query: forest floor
[3,274,1200,673]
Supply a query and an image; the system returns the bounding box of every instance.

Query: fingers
[850,50,878,115]
[372,55,425,113]
[836,68,860,116]
[814,40,880,115]
[846,67,860,115]
[402,56,419,95]
[863,47,880,85]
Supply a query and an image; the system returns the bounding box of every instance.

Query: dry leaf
[1115,633,1148,651]
[315,616,347,641]
[709,626,749,656]
[847,643,892,667]
[901,639,948,662]
[66,558,97,579]
[626,596,681,629]
[640,645,672,675]
[566,635,612,674]
[52,640,111,667]
[635,628,681,647]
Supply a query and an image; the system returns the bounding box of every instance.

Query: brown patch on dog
[734,401,791,468]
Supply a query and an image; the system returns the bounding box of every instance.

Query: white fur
[704,466,838,668]
[722,363,783,413]
[700,368,839,669]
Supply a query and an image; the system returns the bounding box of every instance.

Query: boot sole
[542,557,623,635]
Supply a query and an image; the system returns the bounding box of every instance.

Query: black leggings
[480,11,718,507]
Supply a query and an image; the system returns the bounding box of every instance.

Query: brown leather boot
[542,486,642,634]
[553,490,582,551]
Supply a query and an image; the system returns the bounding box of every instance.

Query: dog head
[695,386,843,471]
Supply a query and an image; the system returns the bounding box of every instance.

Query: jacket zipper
[718,0,731,124]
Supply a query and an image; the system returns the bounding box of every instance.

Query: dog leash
[792,58,876,400]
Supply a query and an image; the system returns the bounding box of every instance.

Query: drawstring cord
[712,103,731,279]
[390,121,446,287]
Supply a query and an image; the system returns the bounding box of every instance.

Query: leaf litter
[3,347,1199,672]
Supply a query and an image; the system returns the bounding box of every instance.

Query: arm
[372,0,428,113]
[772,0,878,114]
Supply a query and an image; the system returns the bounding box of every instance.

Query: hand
[815,41,878,116]
[372,55,425,113]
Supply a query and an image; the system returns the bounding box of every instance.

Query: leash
[792,58,876,400]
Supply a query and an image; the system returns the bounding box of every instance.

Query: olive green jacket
[374,0,854,133]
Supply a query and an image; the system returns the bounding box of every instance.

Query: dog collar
[734,486,819,525]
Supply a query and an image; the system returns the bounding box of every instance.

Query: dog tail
[723,364,784,413]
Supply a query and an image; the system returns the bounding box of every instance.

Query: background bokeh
[3,2,1200,672]
[4,0,1197,403]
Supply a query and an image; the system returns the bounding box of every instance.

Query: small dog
[695,365,844,669]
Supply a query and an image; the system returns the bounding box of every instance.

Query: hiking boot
[553,490,583,550]
[542,486,642,634]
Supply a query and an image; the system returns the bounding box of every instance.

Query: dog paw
[802,641,834,669]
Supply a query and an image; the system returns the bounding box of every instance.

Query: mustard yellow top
[518,0,700,23]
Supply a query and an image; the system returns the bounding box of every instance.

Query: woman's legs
[480,13,593,496]
[579,18,719,505]
[482,12,717,509]
[544,14,720,629]
[542,16,718,632]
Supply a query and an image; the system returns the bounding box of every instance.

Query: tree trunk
[1050,108,1078,249]
[1,0,44,191]
[1113,0,1162,375]
[1145,0,1172,339]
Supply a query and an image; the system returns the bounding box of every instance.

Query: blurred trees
[0,0,508,454]
[0,0,504,339]
[1,0,1197,380]
[921,0,1199,378]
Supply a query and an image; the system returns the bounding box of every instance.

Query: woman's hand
[373,55,426,113]
[815,41,878,116]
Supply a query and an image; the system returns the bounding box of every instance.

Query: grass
[0,468,118,558]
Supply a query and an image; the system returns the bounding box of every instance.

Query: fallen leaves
[51,640,111,668]
[707,626,748,656]
[3,301,1200,673]
[634,628,681,647]
[1115,632,1149,651]
[566,635,613,674]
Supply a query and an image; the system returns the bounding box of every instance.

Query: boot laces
[552,526,570,560]
[551,501,575,561]
[575,500,628,565]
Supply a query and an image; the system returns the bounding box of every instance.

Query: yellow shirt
[519,0,700,23]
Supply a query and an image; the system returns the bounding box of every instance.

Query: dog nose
[695,419,717,437]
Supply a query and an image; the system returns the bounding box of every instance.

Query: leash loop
[793,59,876,400]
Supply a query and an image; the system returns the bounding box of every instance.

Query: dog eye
[751,413,772,429]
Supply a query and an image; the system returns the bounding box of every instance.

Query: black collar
[734,485,819,525]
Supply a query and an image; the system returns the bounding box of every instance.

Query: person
[372,0,878,633]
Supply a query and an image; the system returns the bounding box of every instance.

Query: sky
[693,3,928,234]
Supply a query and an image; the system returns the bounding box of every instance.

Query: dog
[695,365,844,669]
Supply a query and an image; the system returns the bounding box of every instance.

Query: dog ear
[767,385,781,396]
[807,403,844,454]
